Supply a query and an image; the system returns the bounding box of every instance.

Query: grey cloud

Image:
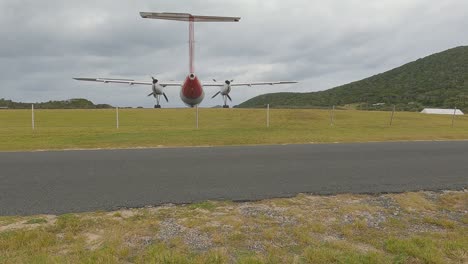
[1,0,468,108]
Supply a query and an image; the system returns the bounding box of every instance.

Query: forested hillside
[0,98,113,109]
[238,46,468,112]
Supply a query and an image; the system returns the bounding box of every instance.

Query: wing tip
[73,77,97,81]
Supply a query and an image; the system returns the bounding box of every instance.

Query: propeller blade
[226,94,232,102]
[211,91,221,99]
[148,92,154,97]
[231,80,234,83]
[163,93,169,102]
[213,79,217,82]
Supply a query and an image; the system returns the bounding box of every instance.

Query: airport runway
[1,141,467,216]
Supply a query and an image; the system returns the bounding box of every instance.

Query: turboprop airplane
[74,12,297,108]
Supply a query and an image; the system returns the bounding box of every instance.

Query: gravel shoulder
[1,190,467,263]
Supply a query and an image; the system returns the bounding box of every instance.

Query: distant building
[0,106,8,109]
[421,108,464,115]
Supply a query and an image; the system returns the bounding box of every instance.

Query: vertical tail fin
[189,19,195,73]
[140,12,241,74]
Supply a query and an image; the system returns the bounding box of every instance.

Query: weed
[188,201,218,211]
[25,218,48,225]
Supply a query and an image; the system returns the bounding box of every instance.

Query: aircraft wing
[231,81,298,87]
[73,78,181,86]
[202,81,298,87]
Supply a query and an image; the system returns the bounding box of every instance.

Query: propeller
[211,91,221,99]
[148,76,158,97]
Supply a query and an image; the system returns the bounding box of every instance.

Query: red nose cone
[182,75,203,99]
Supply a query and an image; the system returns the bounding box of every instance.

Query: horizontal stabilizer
[140,12,240,22]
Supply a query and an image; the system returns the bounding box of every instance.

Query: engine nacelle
[152,83,164,95]
[222,81,232,95]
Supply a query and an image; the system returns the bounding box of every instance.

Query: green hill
[0,98,113,109]
[237,46,468,112]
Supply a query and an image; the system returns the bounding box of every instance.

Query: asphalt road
[1,141,467,216]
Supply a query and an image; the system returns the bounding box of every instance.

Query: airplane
[74,12,298,108]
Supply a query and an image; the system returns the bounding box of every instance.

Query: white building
[421,108,464,115]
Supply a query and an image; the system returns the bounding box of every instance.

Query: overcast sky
[1,0,467,107]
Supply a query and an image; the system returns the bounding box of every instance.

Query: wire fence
[0,105,467,131]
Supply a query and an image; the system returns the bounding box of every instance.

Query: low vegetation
[0,108,467,151]
[1,191,466,263]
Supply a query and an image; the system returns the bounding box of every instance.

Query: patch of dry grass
[394,192,437,212]
[0,191,467,263]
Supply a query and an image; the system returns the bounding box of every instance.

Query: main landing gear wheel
[154,105,161,109]
[223,105,230,108]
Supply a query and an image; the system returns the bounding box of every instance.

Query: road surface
[1,141,467,215]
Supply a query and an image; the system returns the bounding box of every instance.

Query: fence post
[267,104,270,128]
[116,107,119,129]
[390,105,396,127]
[452,107,457,128]
[196,105,199,129]
[31,104,35,130]
[330,105,335,126]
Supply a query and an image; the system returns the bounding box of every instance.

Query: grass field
[1,109,467,263]
[1,191,466,263]
[0,108,467,151]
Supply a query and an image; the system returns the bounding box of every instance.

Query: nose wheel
[154,105,161,108]
[222,95,231,108]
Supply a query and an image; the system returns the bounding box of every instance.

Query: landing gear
[222,96,230,108]
[154,94,162,108]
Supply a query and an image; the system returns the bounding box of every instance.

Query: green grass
[25,218,48,225]
[0,108,468,151]
[188,201,218,211]
[385,237,446,263]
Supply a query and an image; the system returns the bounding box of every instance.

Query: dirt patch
[157,218,213,251]
[0,215,56,232]
[85,231,103,250]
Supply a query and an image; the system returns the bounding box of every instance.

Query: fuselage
[180,73,204,107]
[148,14,238,108]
